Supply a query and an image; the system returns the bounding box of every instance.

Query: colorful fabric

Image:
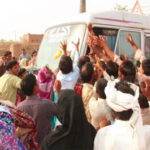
[7,105,39,150]
[0,107,26,150]
[74,83,83,97]
[37,66,55,100]
[0,72,21,104]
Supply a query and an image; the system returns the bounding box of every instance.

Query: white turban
[105,79,146,150]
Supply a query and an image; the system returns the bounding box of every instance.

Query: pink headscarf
[37,66,55,100]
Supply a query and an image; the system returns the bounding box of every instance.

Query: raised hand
[88,23,95,35]
[60,41,67,56]
[72,38,80,51]
[54,80,61,96]
[126,34,133,43]
[139,78,150,101]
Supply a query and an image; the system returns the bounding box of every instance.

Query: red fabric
[7,105,39,150]
[74,83,83,97]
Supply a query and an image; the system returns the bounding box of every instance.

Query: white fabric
[114,54,122,65]
[89,97,112,128]
[94,120,150,150]
[104,80,146,150]
[57,51,80,90]
[103,71,115,81]
[134,49,145,63]
[0,105,11,114]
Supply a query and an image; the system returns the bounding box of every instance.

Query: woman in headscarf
[0,104,26,150]
[37,66,55,100]
[0,102,39,150]
[40,89,96,150]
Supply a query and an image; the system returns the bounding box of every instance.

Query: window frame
[114,28,143,58]
[144,34,150,58]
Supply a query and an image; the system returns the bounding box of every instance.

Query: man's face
[32,52,37,58]
[20,71,27,79]
[10,64,20,75]
[6,54,12,62]
[22,50,26,55]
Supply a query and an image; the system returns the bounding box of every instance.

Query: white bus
[35,11,150,71]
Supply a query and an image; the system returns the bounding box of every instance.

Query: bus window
[116,30,141,59]
[93,27,118,51]
[35,24,86,71]
[145,36,150,58]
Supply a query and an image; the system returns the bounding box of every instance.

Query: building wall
[22,34,43,44]
[0,34,43,59]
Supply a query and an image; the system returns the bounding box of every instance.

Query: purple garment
[17,96,56,146]
[37,66,55,100]
[0,107,26,150]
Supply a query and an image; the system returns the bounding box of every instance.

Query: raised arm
[60,41,67,56]
[126,34,139,52]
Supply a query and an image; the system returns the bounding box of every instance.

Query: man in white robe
[94,80,150,150]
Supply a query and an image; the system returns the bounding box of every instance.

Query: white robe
[94,120,150,150]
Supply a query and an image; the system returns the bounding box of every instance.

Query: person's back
[95,121,136,150]
[0,60,21,104]
[40,90,96,150]
[80,62,94,122]
[17,74,56,146]
[57,39,80,90]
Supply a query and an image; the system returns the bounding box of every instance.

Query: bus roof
[46,11,150,31]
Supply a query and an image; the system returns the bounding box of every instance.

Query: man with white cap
[94,80,150,150]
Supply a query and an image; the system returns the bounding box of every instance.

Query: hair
[22,48,25,51]
[142,59,150,76]
[96,78,107,99]
[115,80,135,96]
[78,56,90,70]
[59,55,73,74]
[106,61,118,78]
[21,74,36,96]
[31,50,37,57]
[119,54,126,61]
[138,93,149,109]
[4,51,11,57]
[6,60,18,70]
[119,60,136,83]
[114,80,135,121]
[80,62,94,83]
[18,68,27,77]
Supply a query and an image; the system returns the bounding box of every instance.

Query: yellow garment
[0,74,21,104]
[20,58,32,71]
[82,83,93,123]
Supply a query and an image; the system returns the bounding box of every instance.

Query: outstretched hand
[54,80,61,96]
[139,78,150,101]
[126,34,133,43]
[72,38,80,51]
[60,41,67,56]
[88,23,95,35]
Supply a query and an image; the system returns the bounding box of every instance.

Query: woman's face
[20,72,27,79]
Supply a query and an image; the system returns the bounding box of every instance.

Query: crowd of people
[0,23,150,150]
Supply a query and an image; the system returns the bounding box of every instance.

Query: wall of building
[0,34,43,59]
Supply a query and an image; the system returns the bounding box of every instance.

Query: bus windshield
[35,24,86,71]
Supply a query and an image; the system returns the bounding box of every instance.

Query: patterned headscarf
[0,103,39,150]
[0,105,26,150]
